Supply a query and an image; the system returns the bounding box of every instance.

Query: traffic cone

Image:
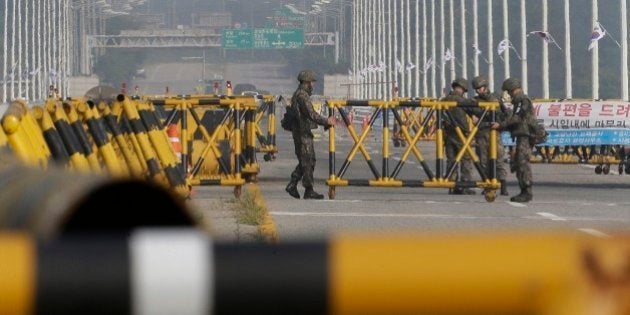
[167,124,182,163]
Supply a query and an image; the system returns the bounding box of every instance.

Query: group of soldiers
[442,76,535,203]
[285,69,536,203]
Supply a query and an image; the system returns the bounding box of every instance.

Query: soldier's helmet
[501,77,521,92]
[298,70,317,82]
[451,78,469,91]
[472,76,489,89]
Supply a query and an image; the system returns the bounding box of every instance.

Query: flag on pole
[378,61,387,72]
[443,48,455,63]
[472,45,482,55]
[528,31,563,50]
[406,62,416,72]
[395,58,404,73]
[497,39,522,60]
[423,57,434,73]
[497,39,512,55]
[588,22,606,50]
[29,67,41,76]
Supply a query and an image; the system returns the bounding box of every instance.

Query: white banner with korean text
[533,101,630,129]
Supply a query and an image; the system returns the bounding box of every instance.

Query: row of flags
[350,22,615,80]
[3,65,59,82]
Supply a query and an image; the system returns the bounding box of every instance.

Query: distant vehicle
[233,83,257,95]
[135,68,146,78]
[240,91,259,96]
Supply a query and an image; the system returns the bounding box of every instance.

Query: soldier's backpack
[281,105,298,132]
[528,119,549,145]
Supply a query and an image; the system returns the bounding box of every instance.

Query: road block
[149,96,259,197]
[1,230,630,315]
[325,99,502,202]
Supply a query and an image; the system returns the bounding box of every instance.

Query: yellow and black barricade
[326,99,502,202]
[150,96,259,197]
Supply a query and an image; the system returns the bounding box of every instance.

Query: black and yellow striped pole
[1,230,630,315]
[30,106,70,166]
[98,103,145,178]
[45,100,91,172]
[62,102,102,172]
[75,101,127,177]
[135,101,189,196]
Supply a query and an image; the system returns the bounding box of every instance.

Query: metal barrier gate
[326,99,502,202]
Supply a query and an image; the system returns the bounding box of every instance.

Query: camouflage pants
[445,138,474,182]
[290,131,316,188]
[476,131,508,181]
[511,136,533,190]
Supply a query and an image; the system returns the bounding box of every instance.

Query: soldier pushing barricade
[442,78,476,195]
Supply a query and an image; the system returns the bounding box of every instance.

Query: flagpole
[415,0,420,97]
[378,0,384,99]
[393,0,398,98]
[422,0,428,96]
[431,0,437,97]
[440,0,446,94]
[564,0,572,99]
[355,0,361,98]
[519,3,530,92]
[17,0,23,98]
[387,0,393,99]
[472,0,479,76]
[502,0,509,80]
[406,0,412,97]
[361,0,366,99]
[10,0,16,100]
[449,0,455,82]
[542,0,549,98]
[402,0,408,97]
[592,0,599,100]
[487,0,494,90]
[370,0,375,99]
[348,1,359,99]
[2,0,8,103]
[621,0,628,100]
[461,0,467,81]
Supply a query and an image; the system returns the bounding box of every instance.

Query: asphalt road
[254,126,630,241]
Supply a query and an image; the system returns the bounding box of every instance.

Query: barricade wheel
[393,139,400,147]
[484,190,497,203]
[595,165,603,174]
[328,186,336,200]
[619,163,624,175]
[603,164,610,175]
[234,185,242,198]
[264,153,272,162]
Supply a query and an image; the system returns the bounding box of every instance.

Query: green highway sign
[222,28,304,49]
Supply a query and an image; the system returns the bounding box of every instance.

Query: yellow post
[98,103,145,178]
[62,102,102,172]
[45,100,91,172]
[330,232,630,315]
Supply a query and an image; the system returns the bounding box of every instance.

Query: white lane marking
[271,211,486,219]
[506,201,527,208]
[578,228,611,238]
[537,212,567,221]
[314,199,362,203]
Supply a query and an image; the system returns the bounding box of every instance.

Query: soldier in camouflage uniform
[491,78,534,203]
[470,75,509,196]
[441,78,475,195]
[285,70,335,200]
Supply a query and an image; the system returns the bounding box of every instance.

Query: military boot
[303,188,325,200]
[285,182,300,199]
[510,187,532,203]
[500,180,509,196]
